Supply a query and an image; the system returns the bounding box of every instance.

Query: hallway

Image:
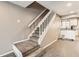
[43,37,79,57]
[1,1,79,57]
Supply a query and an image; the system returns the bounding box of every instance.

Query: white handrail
[38,10,52,27]
[27,10,51,40]
[13,10,54,44]
[38,13,56,45]
[12,10,56,57]
[28,9,47,27]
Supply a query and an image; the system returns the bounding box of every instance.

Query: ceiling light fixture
[66,2,72,7]
[70,11,75,13]
[17,19,21,23]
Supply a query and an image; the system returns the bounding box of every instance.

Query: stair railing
[28,10,56,45]
[12,10,56,57]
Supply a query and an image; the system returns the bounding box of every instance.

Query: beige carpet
[43,37,79,57]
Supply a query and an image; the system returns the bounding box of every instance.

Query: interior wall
[40,15,61,47]
[0,1,41,55]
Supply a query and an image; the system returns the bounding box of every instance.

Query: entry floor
[43,38,79,57]
[3,37,79,57]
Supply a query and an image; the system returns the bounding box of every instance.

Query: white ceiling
[10,1,79,16]
[38,1,79,16]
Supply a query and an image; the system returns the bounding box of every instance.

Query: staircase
[12,2,56,57]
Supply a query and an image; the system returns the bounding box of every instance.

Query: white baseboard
[43,39,58,49]
[0,50,13,57]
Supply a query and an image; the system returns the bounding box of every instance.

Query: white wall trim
[43,39,58,49]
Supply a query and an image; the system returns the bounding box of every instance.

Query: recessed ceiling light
[66,2,72,7]
[17,19,21,23]
[70,11,75,13]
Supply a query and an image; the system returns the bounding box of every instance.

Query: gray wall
[0,2,40,55]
